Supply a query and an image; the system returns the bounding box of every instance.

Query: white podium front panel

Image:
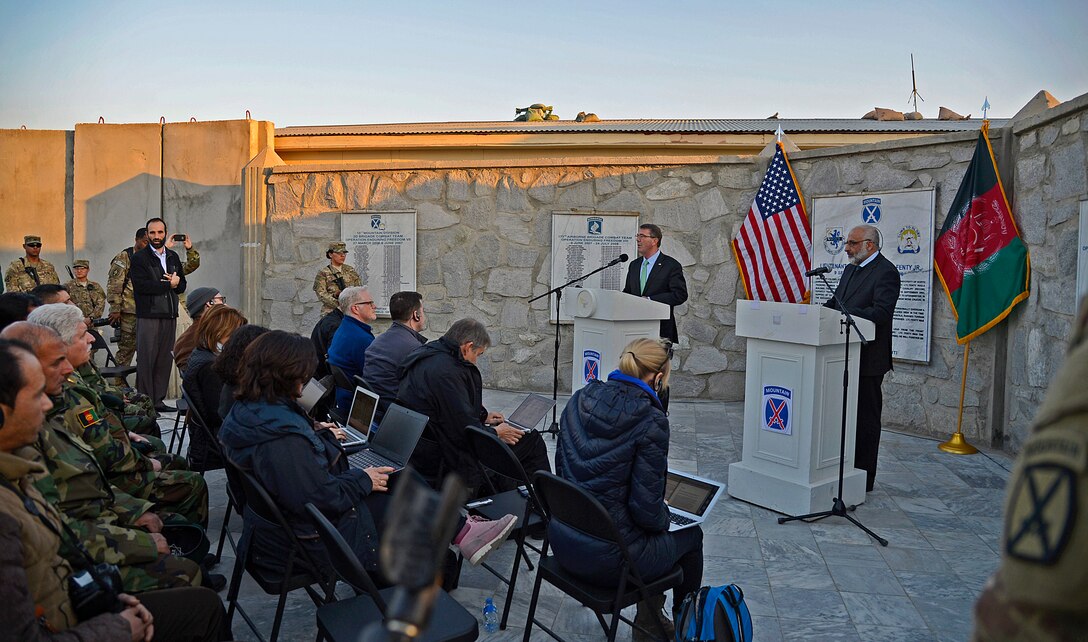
[567,289,669,393]
[728,301,869,515]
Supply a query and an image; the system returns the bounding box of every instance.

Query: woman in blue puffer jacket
[551,337,703,637]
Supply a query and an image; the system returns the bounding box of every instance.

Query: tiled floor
[183,389,1013,642]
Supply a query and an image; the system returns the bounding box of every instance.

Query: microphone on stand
[805,266,831,277]
[607,253,630,267]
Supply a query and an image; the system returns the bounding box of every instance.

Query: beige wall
[0,129,71,272]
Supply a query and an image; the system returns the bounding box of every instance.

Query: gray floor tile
[770,586,849,620]
[854,624,938,641]
[829,564,906,596]
[779,617,864,641]
[841,591,925,628]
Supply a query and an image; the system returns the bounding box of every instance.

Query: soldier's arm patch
[77,407,101,429]
[1004,430,1084,566]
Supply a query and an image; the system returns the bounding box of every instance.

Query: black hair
[145,217,167,231]
[0,338,35,408]
[0,293,42,331]
[30,284,68,303]
[388,291,423,322]
[135,227,148,239]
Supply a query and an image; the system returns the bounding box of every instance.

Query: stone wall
[261,97,1088,452]
[1004,101,1088,452]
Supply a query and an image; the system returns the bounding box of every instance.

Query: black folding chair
[523,472,682,642]
[465,426,547,630]
[327,365,354,424]
[222,460,336,642]
[180,386,236,564]
[89,327,136,384]
[303,503,479,642]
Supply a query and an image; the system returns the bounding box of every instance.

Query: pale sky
[1,0,1085,130]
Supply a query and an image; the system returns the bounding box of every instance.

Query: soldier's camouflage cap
[327,242,348,253]
[24,235,42,244]
[73,259,90,268]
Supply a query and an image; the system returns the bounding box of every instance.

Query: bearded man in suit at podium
[623,223,688,343]
[823,224,901,493]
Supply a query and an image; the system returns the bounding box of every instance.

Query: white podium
[727,300,874,515]
[565,288,669,393]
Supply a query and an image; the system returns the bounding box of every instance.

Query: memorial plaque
[549,212,639,322]
[342,210,417,318]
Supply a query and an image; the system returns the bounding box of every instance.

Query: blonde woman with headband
[551,338,703,640]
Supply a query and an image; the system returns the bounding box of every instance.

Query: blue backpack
[675,584,753,642]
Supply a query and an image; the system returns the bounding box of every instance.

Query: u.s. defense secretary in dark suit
[622,223,688,343]
[823,224,901,492]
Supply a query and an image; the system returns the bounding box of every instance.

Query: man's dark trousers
[856,375,884,492]
[137,317,176,405]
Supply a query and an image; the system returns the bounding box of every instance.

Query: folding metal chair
[523,472,682,642]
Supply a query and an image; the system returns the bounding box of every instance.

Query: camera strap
[0,476,102,575]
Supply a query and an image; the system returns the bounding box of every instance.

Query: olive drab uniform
[108,246,200,366]
[27,411,201,593]
[5,257,60,293]
[973,300,1088,641]
[63,374,208,526]
[77,361,162,439]
[313,242,361,316]
[66,280,106,319]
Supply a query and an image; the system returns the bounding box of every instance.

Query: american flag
[731,143,812,302]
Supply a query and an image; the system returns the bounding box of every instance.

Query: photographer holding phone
[129,218,187,413]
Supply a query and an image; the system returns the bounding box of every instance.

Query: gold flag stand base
[939,431,979,455]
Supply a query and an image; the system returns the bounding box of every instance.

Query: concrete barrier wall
[0,129,72,274]
[0,120,267,305]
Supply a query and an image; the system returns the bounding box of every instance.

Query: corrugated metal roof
[276,118,1007,137]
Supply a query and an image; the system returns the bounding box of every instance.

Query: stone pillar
[240,125,281,324]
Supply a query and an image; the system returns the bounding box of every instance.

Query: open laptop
[347,403,429,472]
[298,378,331,417]
[503,393,556,432]
[337,386,380,447]
[664,469,725,531]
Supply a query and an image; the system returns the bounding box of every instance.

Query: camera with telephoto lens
[68,562,123,621]
[91,317,112,328]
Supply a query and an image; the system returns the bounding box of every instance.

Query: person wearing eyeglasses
[5,235,60,294]
[313,242,362,317]
[823,224,901,493]
[623,224,688,343]
[327,286,378,413]
[552,337,701,640]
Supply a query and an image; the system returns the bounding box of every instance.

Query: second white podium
[727,300,874,515]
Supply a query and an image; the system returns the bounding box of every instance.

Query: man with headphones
[364,291,428,421]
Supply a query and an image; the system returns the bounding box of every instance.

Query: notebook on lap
[347,403,428,472]
[664,469,725,531]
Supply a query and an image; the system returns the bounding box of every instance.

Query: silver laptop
[339,386,380,446]
[664,469,725,531]
[347,403,429,472]
[504,393,556,432]
[298,378,330,416]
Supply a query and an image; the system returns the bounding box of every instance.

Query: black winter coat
[181,347,225,472]
[551,373,676,584]
[129,246,186,318]
[397,337,489,491]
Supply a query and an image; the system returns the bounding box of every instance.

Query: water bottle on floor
[483,597,498,633]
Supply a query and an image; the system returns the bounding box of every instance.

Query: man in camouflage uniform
[65,259,106,321]
[0,321,201,593]
[108,229,200,366]
[5,234,60,293]
[27,303,208,526]
[78,360,162,439]
[973,298,1088,640]
[314,241,361,316]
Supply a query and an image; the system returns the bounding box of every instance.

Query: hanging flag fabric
[934,122,1030,344]
[731,142,812,302]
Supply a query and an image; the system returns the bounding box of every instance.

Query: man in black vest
[129,218,186,412]
[622,223,688,342]
[823,224,901,492]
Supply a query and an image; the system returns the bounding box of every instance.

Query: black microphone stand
[777,271,888,546]
[529,257,627,436]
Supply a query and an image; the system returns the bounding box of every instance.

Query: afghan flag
[934,122,1030,344]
